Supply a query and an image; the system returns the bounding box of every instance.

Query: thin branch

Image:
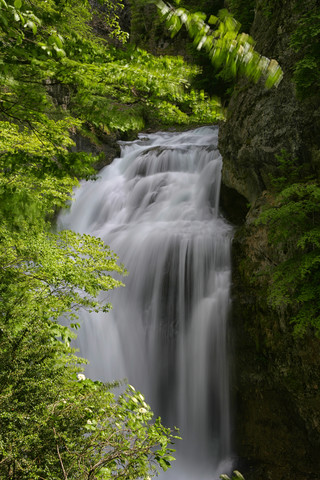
[53,427,68,480]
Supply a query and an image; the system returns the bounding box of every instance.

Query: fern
[290,6,320,98]
[258,182,320,336]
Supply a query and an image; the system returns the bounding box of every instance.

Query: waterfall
[59,126,234,479]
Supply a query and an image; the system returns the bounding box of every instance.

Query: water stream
[59,126,234,479]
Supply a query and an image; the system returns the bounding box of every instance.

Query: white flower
[77,373,86,381]
[139,407,147,414]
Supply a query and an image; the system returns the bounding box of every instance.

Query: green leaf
[233,471,245,480]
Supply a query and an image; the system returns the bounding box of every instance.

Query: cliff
[218,1,320,478]
[219,0,320,205]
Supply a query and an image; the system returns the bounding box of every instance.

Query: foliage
[129,0,233,100]
[290,4,320,99]
[258,0,278,18]
[57,46,224,130]
[0,311,179,479]
[257,151,320,336]
[269,149,305,193]
[155,0,283,88]
[212,0,320,100]
[0,0,223,145]
[0,136,179,479]
[220,471,245,480]
[1,116,181,477]
[1,170,181,479]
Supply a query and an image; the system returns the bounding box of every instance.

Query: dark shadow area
[220,183,249,225]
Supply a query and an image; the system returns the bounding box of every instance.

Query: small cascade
[59,126,233,479]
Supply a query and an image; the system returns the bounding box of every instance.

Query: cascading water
[59,126,234,479]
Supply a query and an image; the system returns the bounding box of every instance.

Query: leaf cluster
[269,149,305,193]
[155,0,283,89]
[0,347,179,479]
[0,156,178,478]
[257,176,320,337]
[1,0,223,146]
[220,471,245,480]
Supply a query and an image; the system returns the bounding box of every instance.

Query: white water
[59,126,234,479]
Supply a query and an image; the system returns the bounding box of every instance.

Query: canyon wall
[219,1,320,478]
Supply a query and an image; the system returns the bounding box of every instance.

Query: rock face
[218,1,320,478]
[220,1,320,204]
[230,222,320,480]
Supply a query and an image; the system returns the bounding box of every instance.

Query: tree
[0,165,180,478]
[0,0,224,140]
[0,112,180,478]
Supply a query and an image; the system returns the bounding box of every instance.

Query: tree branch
[53,427,68,480]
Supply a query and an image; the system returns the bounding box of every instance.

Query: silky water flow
[59,126,234,479]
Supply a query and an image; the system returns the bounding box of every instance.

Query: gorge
[1,0,320,478]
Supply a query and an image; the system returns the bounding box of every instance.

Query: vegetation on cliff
[257,155,320,337]
[214,2,320,476]
[290,4,320,99]
[227,0,320,99]
[214,0,320,340]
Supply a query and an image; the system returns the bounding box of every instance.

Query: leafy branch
[155,0,283,88]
